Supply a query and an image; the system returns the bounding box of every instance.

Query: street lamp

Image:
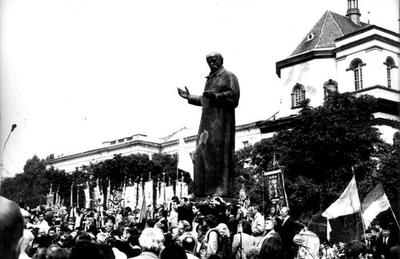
[0,124,17,190]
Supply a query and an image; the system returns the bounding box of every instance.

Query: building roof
[291,10,367,56]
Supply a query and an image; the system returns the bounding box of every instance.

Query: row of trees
[1,92,399,223]
[0,153,182,208]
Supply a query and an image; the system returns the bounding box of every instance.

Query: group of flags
[322,175,397,240]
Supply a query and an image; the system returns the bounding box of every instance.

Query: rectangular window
[387,67,392,88]
[354,67,363,91]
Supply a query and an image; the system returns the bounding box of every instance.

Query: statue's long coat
[188,67,240,197]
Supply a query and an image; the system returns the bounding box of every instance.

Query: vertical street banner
[84,182,90,209]
[159,181,166,205]
[156,181,160,205]
[166,185,174,204]
[125,185,136,210]
[137,181,143,210]
[144,180,153,208]
[181,182,188,198]
[176,181,182,199]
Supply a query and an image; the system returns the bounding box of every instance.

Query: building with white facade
[48,122,263,173]
[259,0,399,143]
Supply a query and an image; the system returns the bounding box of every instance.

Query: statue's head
[206,52,223,73]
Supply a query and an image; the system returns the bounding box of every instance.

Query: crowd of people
[0,195,398,259]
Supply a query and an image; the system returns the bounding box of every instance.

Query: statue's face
[207,56,222,73]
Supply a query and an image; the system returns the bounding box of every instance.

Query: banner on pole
[263,169,287,206]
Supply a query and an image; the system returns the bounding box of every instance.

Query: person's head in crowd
[178,220,191,234]
[192,204,200,215]
[70,240,105,259]
[171,226,181,241]
[139,227,165,255]
[0,196,24,259]
[75,231,93,244]
[20,229,35,256]
[48,227,56,238]
[182,236,196,254]
[32,247,48,259]
[259,232,283,259]
[344,240,367,259]
[172,200,180,212]
[160,244,188,259]
[146,218,158,228]
[106,215,115,225]
[238,220,252,235]
[122,227,135,241]
[171,196,180,203]
[216,223,230,238]
[46,245,70,259]
[38,213,46,223]
[203,214,218,230]
[181,197,189,205]
[280,206,290,219]
[32,214,40,224]
[265,218,276,232]
[104,221,114,233]
[293,229,320,259]
[155,219,169,233]
[248,205,260,218]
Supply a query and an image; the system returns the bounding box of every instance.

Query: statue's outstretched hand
[177,86,190,99]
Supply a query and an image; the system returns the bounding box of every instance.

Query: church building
[259,0,399,143]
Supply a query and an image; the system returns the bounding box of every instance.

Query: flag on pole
[177,136,194,179]
[322,175,361,219]
[125,185,136,210]
[107,180,111,209]
[144,180,153,208]
[166,185,174,204]
[138,180,143,211]
[84,182,91,209]
[139,188,147,223]
[362,183,391,228]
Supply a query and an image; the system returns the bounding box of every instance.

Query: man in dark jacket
[276,206,303,259]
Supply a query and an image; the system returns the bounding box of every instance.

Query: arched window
[291,83,306,108]
[349,59,365,91]
[384,57,396,88]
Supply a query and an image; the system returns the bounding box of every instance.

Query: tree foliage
[233,92,399,221]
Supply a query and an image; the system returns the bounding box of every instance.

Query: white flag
[362,183,391,228]
[166,185,174,203]
[125,186,136,210]
[138,182,143,210]
[177,137,194,179]
[322,175,361,219]
[84,182,90,209]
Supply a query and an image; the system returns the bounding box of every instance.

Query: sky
[1,0,399,176]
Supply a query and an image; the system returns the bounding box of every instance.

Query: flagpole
[353,170,367,242]
[389,206,400,230]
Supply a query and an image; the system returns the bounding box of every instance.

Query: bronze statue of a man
[178,52,240,197]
